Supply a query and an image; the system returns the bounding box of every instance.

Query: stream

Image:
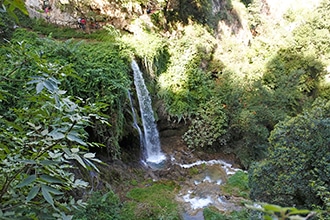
[172,159,243,219]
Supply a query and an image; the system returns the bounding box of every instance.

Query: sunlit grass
[121,181,180,220]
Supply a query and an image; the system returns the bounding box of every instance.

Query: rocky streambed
[152,134,246,219]
[91,129,246,220]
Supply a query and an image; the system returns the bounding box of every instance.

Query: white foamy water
[216,179,222,185]
[203,176,212,183]
[146,154,167,164]
[176,159,244,215]
[177,159,241,175]
[183,193,213,210]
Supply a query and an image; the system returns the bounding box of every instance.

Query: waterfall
[131,60,166,164]
[127,90,145,149]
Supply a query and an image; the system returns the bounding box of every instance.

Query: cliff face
[24,0,144,29]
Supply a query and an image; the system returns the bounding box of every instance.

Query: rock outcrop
[24,0,144,30]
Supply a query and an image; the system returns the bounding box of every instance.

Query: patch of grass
[122,181,180,220]
[203,206,250,220]
[189,167,200,175]
[203,207,228,220]
[221,170,250,198]
[130,179,138,186]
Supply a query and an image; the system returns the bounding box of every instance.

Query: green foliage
[249,99,330,212]
[203,206,249,220]
[262,48,323,100]
[73,191,122,220]
[1,0,28,22]
[162,0,216,27]
[232,48,324,166]
[203,207,229,220]
[0,6,17,43]
[246,0,265,30]
[221,171,249,199]
[4,28,132,159]
[27,18,114,41]
[121,26,169,77]
[183,98,228,149]
[292,1,330,59]
[157,24,217,119]
[246,203,316,220]
[57,40,131,158]
[0,40,105,218]
[122,181,180,220]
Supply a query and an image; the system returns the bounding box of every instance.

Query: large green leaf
[26,185,40,202]
[44,80,56,93]
[36,82,44,94]
[42,185,63,195]
[67,132,87,146]
[48,129,65,140]
[40,174,64,184]
[41,184,54,206]
[16,175,36,188]
[73,154,86,169]
[263,204,284,212]
[289,209,311,215]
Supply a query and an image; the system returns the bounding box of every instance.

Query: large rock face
[25,0,74,26]
[24,0,144,29]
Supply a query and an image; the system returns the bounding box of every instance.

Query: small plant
[73,191,123,220]
[246,203,315,220]
[130,179,138,186]
[189,167,200,175]
[221,171,250,199]
[203,206,249,220]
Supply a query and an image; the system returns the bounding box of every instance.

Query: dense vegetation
[1,0,330,219]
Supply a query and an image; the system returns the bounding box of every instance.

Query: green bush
[0,9,17,43]
[73,191,123,220]
[222,171,249,199]
[203,206,249,220]
[183,98,228,149]
[249,98,330,211]
[0,39,104,218]
[157,24,217,119]
[6,28,132,159]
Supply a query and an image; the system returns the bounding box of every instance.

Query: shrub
[249,98,330,211]
[157,24,217,119]
[203,206,249,220]
[73,191,123,220]
[183,98,228,149]
[221,171,249,199]
[0,8,17,43]
[0,40,103,218]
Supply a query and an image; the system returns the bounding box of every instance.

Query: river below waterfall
[156,135,245,220]
[173,158,243,219]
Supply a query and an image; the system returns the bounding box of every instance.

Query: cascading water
[127,90,145,149]
[131,60,166,165]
